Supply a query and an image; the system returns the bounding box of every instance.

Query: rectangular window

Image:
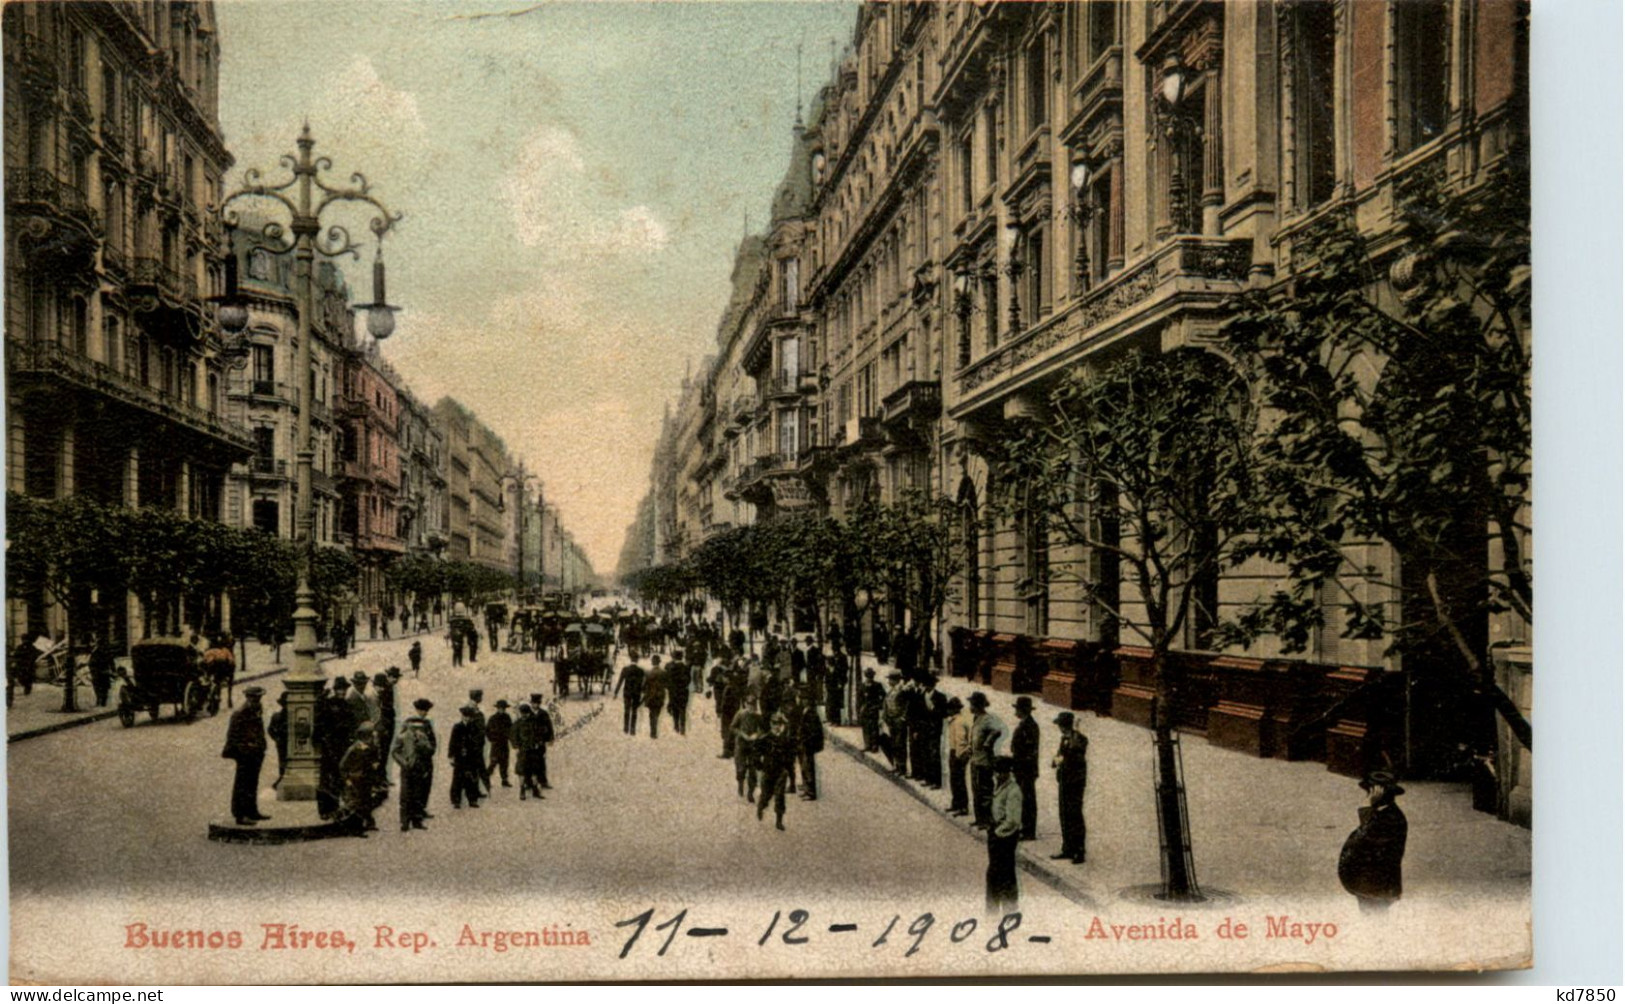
[781,257,800,312]
[1026,42,1048,134]
[1291,0,1337,207]
[1395,0,1449,154]
[251,344,273,386]
[983,105,998,190]
[983,274,999,350]
[1090,2,1119,64]
[253,426,275,461]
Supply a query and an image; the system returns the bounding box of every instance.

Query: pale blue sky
[216,0,856,571]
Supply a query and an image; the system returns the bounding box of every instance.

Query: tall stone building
[629,0,1529,803]
[396,387,447,556]
[220,229,342,546]
[4,1,249,642]
[337,339,405,609]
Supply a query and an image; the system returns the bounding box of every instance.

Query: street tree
[1221,148,1532,755]
[987,349,1263,901]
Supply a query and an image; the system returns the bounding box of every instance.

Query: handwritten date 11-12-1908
[614,908,1044,960]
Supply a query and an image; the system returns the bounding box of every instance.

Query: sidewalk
[5,626,440,742]
[823,655,1531,909]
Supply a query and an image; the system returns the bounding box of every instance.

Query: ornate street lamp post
[214,125,401,804]
[499,466,540,602]
[849,585,871,726]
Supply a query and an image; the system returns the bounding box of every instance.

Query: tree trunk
[1151,653,1201,901]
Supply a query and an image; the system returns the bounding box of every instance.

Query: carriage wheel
[181,681,204,719]
[117,689,136,729]
[207,688,221,716]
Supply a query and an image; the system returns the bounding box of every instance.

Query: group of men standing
[612,651,695,738]
[222,660,560,835]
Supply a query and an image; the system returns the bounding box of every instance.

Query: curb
[824,726,1099,910]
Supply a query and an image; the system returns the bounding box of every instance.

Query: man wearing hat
[987,755,1023,912]
[718,661,746,758]
[614,657,646,736]
[339,721,383,835]
[643,654,668,739]
[373,672,397,780]
[467,689,489,793]
[316,678,357,819]
[448,704,485,809]
[945,696,971,815]
[1010,696,1041,841]
[528,693,555,788]
[968,692,1005,829]
[667,649,691,736]
[1338,771,1408,912]
[755,711,797,831]
[221,686,270,826]
[1051,712,1089,863]
[485,700,514,788]
[512,704,544,800]
[392,698,437,830]
[347,671,374,728]
[858,668,886,753]
[914,676,949,788]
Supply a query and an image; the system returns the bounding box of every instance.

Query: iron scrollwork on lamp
[1064,158,1095,291]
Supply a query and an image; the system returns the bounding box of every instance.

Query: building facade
[5,0,250,642]
[629,0,1529,803]
[396,387,447,556]
[337,340,405,608]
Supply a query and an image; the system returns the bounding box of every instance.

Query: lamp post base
[207,801,350,844]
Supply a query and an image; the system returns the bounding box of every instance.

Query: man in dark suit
[824,646,847,726]
[667,650,691,735]
[1050,711,1089,863]
[448,704,484,809]
[1339,771,1409,912]
[615,657,646,735]
[317,678,357,819]
[221,686,270,825]
[858,668,886,753]
[643,655,668,738]
[392,698,436,830]
[485,700,513,788]
[529,693,555,788]
[917,676,950,789]
[1010,696,1040,841]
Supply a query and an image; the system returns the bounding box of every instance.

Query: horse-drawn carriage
[116,638,222,728]
[551,619,613,697]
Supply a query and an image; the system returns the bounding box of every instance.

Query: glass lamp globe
[218,301,250,334]
[366,306,396,340]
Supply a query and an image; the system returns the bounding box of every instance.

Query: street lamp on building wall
[213,124,402,808]
[1065,158,1095,290]
[849,585,871,725]
[1155,55,1200,235]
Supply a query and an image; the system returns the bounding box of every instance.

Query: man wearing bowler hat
[221,686,270,826]
[486,699,513,788]
[448,704,485,809]
[1050,711,1088,863]
[1338,770,1408,912]
[529,693,555,788]
[1010,695,1040,840]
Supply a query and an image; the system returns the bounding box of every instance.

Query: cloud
[502,124,670,259]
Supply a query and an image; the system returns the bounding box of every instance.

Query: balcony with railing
[731,393,757,425]
[249,456,289,480]
[955,235,1254,402]
[881,379,942,427]
[13,33,58,94]
[6,338,252,453]
[7,168,100,253]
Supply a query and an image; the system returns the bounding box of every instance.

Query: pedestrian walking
[796,688,824,801]
[392,698,437,831]
[986,756,1022,913]
[221,685,270,826]
[486,700,513,788]
[468,624,480,663]
[969,692,1004,829]
[451,629,464,667]
[644,655,668,739]
[1050,712,1088,864]
[89,638,115,708]
[730,699,766,801]
[530,693,555,789]
[718,663,745,758]
[373,671,397,778]
[1338,771,1408,913]
[945,697,970,815]
[615,657,646,736]
[1011,696,1040,841]
[513,704,545,801]
[755,712,796,831]
[448,704,485,809]
[667,650,691,735]
[347,671,374,727]
[10,633,38,705]
[408,640,423,677]
[466,689,489,792]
